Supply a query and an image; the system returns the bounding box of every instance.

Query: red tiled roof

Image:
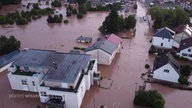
[107,34,122,45]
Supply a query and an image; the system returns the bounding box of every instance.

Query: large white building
[152,27,175,49]
[8,49,99,108]
[84,39,117,65]
[177,37,192,60]
[152,55,180,83]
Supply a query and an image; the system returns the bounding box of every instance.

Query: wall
[177,46,192,60]
[8,72,43,92]
[0,62,12,73]
[152,37,173,49]
[153,63,179,83]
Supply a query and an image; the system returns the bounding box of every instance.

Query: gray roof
[178,37,192,51]
[154,27,174,39]
[0,50,25,68]
[43,53,90,83]
[153,55,180,74]
[76,36,92,42]
[13,49,55,67]
[84,39,117,55]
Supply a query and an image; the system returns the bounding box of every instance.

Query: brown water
[0,1,192,108]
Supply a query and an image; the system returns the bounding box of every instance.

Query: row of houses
[151,25,192,60]
[151,25,192,83]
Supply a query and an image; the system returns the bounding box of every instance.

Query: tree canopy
[0,35,20,54]
[148,6,190,29]
[134,90,165,108]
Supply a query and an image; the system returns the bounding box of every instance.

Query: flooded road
[0,1,192,108]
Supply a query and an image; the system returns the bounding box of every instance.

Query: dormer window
[188,49,191,52]
[164,69,169,73]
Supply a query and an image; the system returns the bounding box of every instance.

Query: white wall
[177,46,192,60]
[86,49,113,65]
[152,37,173,49]
[0,62,12,73]
[153,63,179,83]
[8,72,43,92]
[39,76,87,108]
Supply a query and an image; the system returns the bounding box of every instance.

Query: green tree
[51,0,61,7]
[99,8,119,33]
[0,35,20,54]
[79,4,87,14]
[124,15,136,29]
[134,90,165,108]
[118,15,124,31]
[180,65,191,76]
[77,0,87,5]
[66,5,73,17]
[175,7,190,26]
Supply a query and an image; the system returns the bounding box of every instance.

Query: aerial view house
[8,49,99,108]
[84,39,117,65]
[152,27,175,49]
[107,33,122,53]
[76,36,92,43]
[152,55,180,83]
[173,24,192,48]
[177,37,192,60]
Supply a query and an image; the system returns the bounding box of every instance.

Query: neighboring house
[107,33,122,53]
[76,36,92,43]
[8,49,99,108]
[84,39,117,65]
[152,27,175,49]
[0,51,25,73]
[152,55,180,83]
[173,24,192,48]
[177,37,192,60]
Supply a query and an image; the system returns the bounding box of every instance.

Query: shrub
[145,64,150,69]
[64,19,69,24]
[15,17,28,25]
[134,90,165,108]
[180,65,191,76]
[178,75,189,85]
[51,0,62,7]
[77,13,83,19]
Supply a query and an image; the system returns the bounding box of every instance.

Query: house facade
[84,39,117,65]
[177,37,192,60]
[152,27,175,49]
[152,55,180,83]
[7,49,99,108]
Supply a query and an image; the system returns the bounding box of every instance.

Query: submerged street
[0,1,192,108]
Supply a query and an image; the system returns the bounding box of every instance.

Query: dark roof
[0,50,26,68]
[43,53,90,83]
[153,55,169,71]
[76,36,92,42]
[84,39,117,55]
[154,27,174,39]
[178,37,192,51]
[13,49,55,67]
[153,55,180,74]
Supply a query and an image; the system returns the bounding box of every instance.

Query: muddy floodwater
[0,1,192,108]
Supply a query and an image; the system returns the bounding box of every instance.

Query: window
[164,69,169,73]
[188,49,191,52]
[162,38,164,40]
[21,80,27,85]
[32,81,35,86]
[41,92,47,96]
[188,54,192,57]
[161,43,163,46]
[168,39,170,42]
[182,53,188,56]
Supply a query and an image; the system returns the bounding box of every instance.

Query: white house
[84,39,117,65]
[152,27,175,49]
[177,37,192,60]
[107,33,122,53]
[8,49,99,108]
[173,24,192,48]
[152,55,180,83]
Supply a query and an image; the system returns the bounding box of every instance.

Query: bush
[134,90,165,108]
[180,65,191,76]
[51,0,62,7]
[178,75,189,85]
[77,13,83,19]
[15,17,28,25]
[145,64,150,69]
[64,19,69,24]
[0,35,20,54]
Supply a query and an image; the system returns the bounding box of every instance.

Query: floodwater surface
[0,1,192,108]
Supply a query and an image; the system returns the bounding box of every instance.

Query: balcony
[45,97,65,108]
